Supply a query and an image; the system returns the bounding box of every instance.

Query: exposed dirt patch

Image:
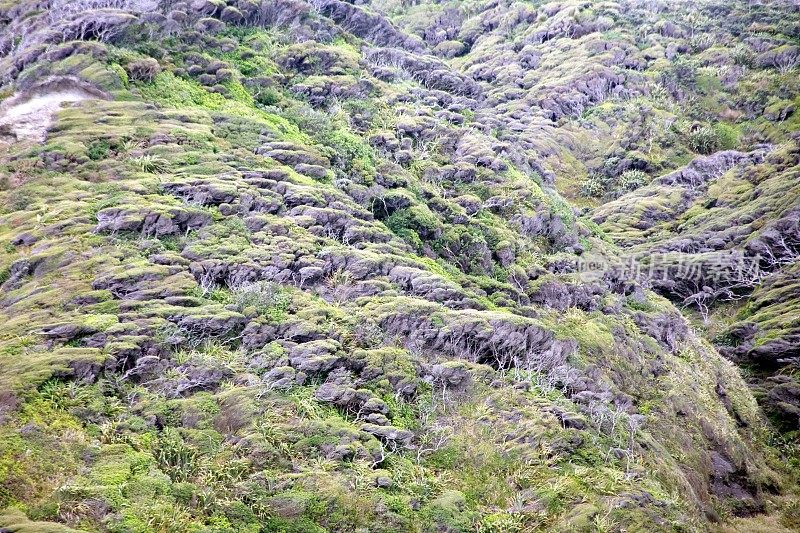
[0,77,106,143]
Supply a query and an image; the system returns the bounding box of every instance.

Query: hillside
[0,0,798,531]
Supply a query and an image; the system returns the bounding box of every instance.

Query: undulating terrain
[0,0,799,531]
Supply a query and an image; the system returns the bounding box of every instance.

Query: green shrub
[130,154,169,173]
[581,174,607,198]
[138,71,227,110]
[688,125,721,154]
[713,123,739,150]
[153,428,200,483]
[322,129,377,183]
[254,87,282,106]
[87,140,111,161]
[386,205,441,249]
[618,169,647,192]
[581,170,647,199]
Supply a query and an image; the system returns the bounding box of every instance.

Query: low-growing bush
[231,281,290,321]
[153,428,200,483]
[130,154,169,173]
[617,169,647,192]
[87,139,111,160]
[254,87,281,106]
[126,58,162,83]
[581,170,648,199]
[688,125,721,154]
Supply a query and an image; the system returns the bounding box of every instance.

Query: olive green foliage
[0,0,797,532]
[581,169,648,199]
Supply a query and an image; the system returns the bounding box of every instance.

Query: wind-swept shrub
[126,57,161,82]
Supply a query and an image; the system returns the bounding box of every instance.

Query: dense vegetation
[0,0,798,531]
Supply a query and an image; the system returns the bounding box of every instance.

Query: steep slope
[0,1,796,532]
[374,0,800,438]
[591,144,800,431]
[377,0,800,473]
